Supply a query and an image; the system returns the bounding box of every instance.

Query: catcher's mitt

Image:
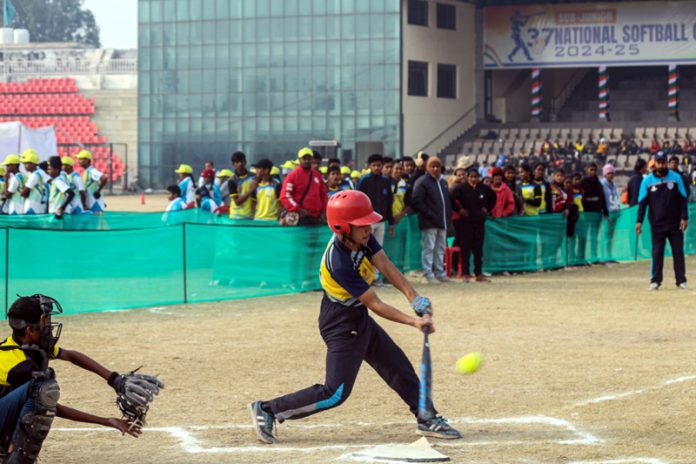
[109,368,164,428]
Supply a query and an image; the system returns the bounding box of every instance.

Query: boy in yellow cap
[77,150,108,213]
[20,149,50,215]
[61,157,87,214]
[2,155,24,215]
[174,164,196,208]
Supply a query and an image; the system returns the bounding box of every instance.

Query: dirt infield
[36,256,696,463]
[104,193,168,212]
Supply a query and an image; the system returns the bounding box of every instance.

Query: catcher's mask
[7,294,63,355]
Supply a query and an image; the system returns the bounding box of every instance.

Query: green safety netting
[0,205,693,315]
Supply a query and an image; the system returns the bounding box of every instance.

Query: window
[436,4,456,30]
[408,61,428,97]
[437,64,456,99]
[408,0,428,27]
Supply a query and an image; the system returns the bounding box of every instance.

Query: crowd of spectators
[166,144,695,285]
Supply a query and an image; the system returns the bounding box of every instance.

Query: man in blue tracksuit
[636,152,689,290]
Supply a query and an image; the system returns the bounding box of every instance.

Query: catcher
[0,294,164,463]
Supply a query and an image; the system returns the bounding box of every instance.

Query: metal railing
[416,105,477,155]
[0,59,137,77]
[550,69,588,121]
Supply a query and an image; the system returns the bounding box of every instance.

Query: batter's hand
[413,315,435,334]
[680,219,688,232]
[635,222,642,235]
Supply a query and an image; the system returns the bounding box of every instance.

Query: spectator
[627,159,647,207]
[326,166,342,198]
[280,147,328,226]
[20,150,50,215]
[448,167,466,190]
[683,139,695,156]
[581,163,608,217]
[478,161,489,178]
[327,158,341,169]
[549,168,570,215]
[165,185,187,212]
[391,161,408,224]
[46,156,75,219]
[61,157,87,213]
[600,164,620,213]
[174,164,196,209]
[216,169,233,213]
[636,152,689,290]
[503,165,521,214]
[411,157,452,284]
[2,155,24,215]
[574,138,585,157]
[490,167,515,218]
[669,155,691,198]
[199,168,222,207]
[358,154,394,285]
[229,151,256,219]
[339,166,354,190]
[252,159,281,222]
[198,161,218,188]
[312,152,323,172]
[482,176,492,187]
[569,173,584,212]
[381,157,394,179]
[650,139,660,155]
[450,168,496,282]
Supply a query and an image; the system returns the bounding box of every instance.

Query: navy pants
[268,295,424,421]
[651,227,686,285]
[0,383,33,445]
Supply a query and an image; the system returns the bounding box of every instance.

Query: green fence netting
[0,205,693,315]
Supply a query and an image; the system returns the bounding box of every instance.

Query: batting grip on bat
[411,295,433,317]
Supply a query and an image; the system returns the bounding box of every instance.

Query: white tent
[0,122,57,160]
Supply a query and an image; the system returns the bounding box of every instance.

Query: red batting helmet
[327,190,382,234]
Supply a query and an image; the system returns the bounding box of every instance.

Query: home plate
[349,437,449,462]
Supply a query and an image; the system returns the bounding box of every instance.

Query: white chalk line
[567,459,668,464]
[574,375,696,407]
[52,415,600,454]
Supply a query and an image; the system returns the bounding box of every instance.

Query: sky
[83,0,138,49]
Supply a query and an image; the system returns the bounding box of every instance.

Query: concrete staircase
[81,88,137,187]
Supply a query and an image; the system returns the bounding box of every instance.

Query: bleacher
[0,78,125,180]
[444,125,696,172]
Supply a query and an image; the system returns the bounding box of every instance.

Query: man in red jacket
[280,147,328,225]
[490,168,515,218]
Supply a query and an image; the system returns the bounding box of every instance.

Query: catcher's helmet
[327,190,382,235]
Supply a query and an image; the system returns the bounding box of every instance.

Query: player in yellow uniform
[229,151,256,219]
[0,295,141,463]
[252,159,281,221]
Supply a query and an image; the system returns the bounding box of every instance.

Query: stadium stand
[0,78,125,180]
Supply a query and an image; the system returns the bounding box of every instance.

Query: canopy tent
[0,122,57,160]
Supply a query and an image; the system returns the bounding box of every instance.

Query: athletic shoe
[678,282,688,290]
[649,282,660,291]
[436,276,454,283]
[249,401,277,444]
[475,275,491,283]
[421,276,440,285]
[417,416,462,439]
[461,274,473,283]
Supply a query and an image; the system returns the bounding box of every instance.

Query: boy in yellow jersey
[326,166,342,198]
[252,159,281,221]
[249,190,461,444]
[339,166,354,190]
[516,163,546,216]
[0,295,146,462]
[229,151,256,219]
[391,161,408,222]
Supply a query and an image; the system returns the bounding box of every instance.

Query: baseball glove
[108,368,164,427]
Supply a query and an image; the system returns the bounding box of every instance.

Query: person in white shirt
[1,155,24,215]
[20,149,50,215]
[76,150,108,213]
[197,161,220,188]
[46,156,75,219]
[61,156,87,214]
[166,185,187,212]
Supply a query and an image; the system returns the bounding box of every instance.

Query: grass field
[36,256,696,463]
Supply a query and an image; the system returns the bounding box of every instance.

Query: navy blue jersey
[637,171,688,231]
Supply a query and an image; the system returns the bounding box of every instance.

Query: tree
[5,0,100,48]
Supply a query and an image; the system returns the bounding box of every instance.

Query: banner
[484,1,696,68]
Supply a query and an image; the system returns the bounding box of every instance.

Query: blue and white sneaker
[249,401,277,444]
[417,416,462,439]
